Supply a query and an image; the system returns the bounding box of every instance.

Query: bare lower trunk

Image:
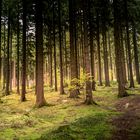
[35,0,46,107]
[96,11,102,86]
[132,22,140,84]
[114,0,128,97]
[21,0,27,102]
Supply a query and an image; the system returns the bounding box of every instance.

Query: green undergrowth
[0,85,140,140]
[39,111,115,140]
[129,121,140,140]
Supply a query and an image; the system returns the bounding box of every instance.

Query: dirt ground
[112,95,140,140]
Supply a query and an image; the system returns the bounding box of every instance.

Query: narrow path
[112,95,140,140]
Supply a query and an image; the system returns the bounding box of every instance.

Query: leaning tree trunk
[21,0,27,101]
[35,0,46,107]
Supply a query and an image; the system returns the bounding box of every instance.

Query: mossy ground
[0,84,140,140]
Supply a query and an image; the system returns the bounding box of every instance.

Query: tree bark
[21,0,27,101]
[96,11,103,86]
[83,0,95,104]
[35,0,46,107]
[0,0,2,82]
[3,20,6,91]
[88,0,96,91]
[6,9,11,96]
[108,31,113,81]
[69,0,79,98]
[113,0,128,97]
[124,0,134,88]
[132,22,140,84]
[102,29,110,86]
[58,0,65,94]
[53,1,58,91]
[17,2,20,94]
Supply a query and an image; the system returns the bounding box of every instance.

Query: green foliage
[67,78,81,91]
[67,73,95,92]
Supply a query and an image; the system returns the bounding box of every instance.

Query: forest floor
[0,84,140,140]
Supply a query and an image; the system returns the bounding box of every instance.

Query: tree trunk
[0,0,2,82]
[113,0,128,97]
[53,1,58,91]
[96,11,103,86]
[6,9,11,96]
[58,0,65,95]
[108,31,113,81]
[83,0,95,104]
[3,19,6,91]
[132,22,140,84]
[64,27,68,79]
[125,36,130,81]
[88,0,96,91]
[69,0,79,98]
[35,0,46,107]
[124,0,134,88]
[9,29,13,92]
[120,26,127,84]
[17,2,20,94]
[21,0,27,101]
[102,29,110,86]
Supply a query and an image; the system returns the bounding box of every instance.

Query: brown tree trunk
[96,11,103,86]
[17,2,20,94]
[53,1,58,91]
[9,29,12,92]
[108,31,113,81]
[3,20,6,91]
[35,0,46,107]
[88,0,96,91]
[124,0,134,88]
[64,27,68,79]
[114,0,128,97]
[58,0,65,95]
[83,0,95,104]
[120,26,127,84]
[0,0,2,82]
[21,0,27,101]
[69,0,79,98]
[132,22,140,84]
[102,29,110,86]
[125,36,130,81]
[6,9,11,96]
